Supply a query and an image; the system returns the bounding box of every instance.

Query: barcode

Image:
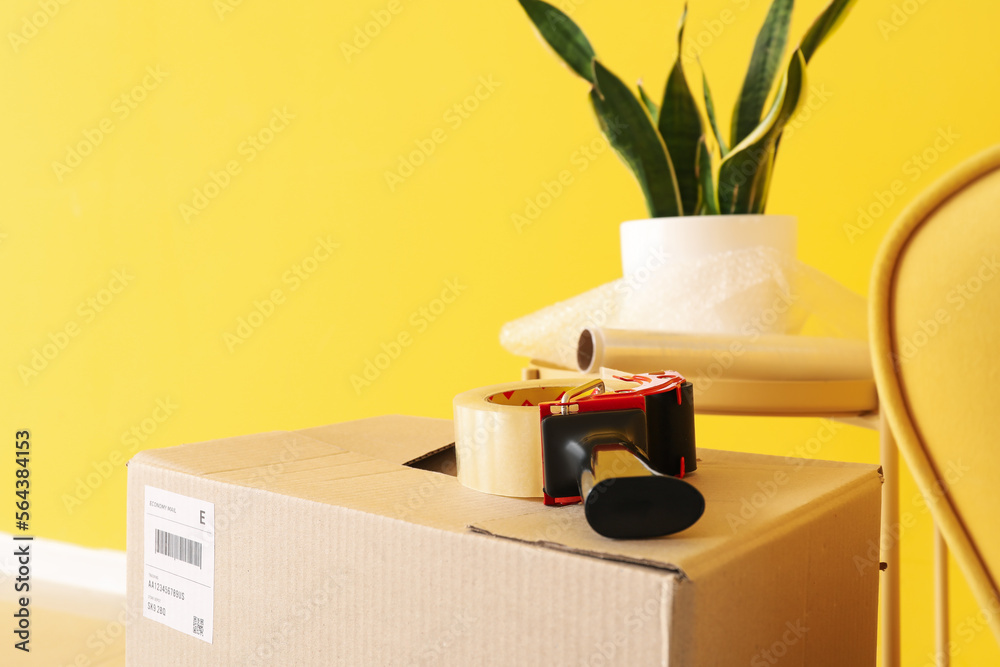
[193,616,204,636]
[154,529,203,568]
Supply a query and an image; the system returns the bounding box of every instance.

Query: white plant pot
[620,214,797,277]
[618,214,799,335]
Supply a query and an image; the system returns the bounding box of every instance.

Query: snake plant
[517,0,856,216]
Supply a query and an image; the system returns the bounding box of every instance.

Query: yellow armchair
[872,144,1000,665]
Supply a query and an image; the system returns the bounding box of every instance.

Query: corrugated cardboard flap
[130,417,881,580]
[467,448,882,581]
[298,415,456,466]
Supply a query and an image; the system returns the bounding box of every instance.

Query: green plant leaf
[718,50,806,214]
[657,4,703,216]
[696,136,719,215]
[730,0,794,147]
[699,63,728,157]
[769,0,856,174]
[799,0,857,62]
[638,83,659,123]
[517,0,597,82]
[746,146,775,214]
[591,60,682,217]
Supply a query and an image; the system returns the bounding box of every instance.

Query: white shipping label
[143,486,215,643]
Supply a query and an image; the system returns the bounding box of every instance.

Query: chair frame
[872,145,1000,667]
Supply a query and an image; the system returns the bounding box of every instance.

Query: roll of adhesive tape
[453,378,583,497]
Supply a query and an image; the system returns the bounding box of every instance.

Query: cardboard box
[126,416,881,665]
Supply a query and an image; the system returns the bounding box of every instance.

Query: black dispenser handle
[541,410,705,539]
[581,438,705,540]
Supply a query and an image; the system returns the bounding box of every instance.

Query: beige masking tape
[453,379,581,497]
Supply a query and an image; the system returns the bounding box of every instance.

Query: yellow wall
[2,0,997,663]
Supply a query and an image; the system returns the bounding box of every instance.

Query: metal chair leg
[935,525,950,666]
[880,415,901,667]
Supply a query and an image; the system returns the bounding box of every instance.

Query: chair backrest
[871,145,1000,641]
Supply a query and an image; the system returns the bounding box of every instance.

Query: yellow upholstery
[871,145,1000,642]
